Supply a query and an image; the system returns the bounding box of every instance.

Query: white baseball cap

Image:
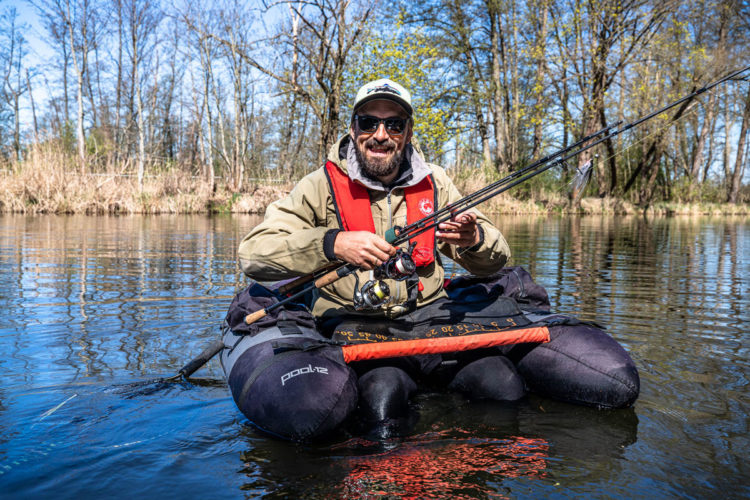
[352,78,413,117]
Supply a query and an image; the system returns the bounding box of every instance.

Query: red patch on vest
[418,198,434,216]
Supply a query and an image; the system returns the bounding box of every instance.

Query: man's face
[350,99,412,181]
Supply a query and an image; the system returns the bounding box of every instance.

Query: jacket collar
[329,135,432,192]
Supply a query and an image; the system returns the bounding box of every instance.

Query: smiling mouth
[368,146,393,157]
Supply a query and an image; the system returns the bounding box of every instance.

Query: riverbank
[2,160,748,216]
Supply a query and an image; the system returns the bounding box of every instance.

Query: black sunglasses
[354,115,408,136]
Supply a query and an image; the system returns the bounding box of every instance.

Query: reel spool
[376,248,416,281]
[353,279,390,310]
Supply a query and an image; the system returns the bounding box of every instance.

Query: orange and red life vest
[324,161,436,267]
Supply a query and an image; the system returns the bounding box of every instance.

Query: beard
[354,136,404,180]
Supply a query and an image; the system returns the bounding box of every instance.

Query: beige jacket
[238,135,511,319]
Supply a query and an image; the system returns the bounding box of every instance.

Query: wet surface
[1,214,747,498]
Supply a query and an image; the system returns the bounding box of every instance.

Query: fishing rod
[383,122,620,244]
[275,122,620,296]
[385,65,750,246]
[274,64,750,304]
[169,65,750,381]
[239,145,600,324]
[241,64,750,327]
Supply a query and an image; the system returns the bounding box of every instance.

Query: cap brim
[353,95,413,116]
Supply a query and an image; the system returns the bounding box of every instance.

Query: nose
[373,122,390,142]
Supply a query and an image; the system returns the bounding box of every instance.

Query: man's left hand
[436,212,480,248]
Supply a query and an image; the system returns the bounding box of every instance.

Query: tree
[344,22,450,161]
[727,86,750,203]
[0,7,29,161]
[121,0,159,189]
[184,0,374,165]
[551,0,672,198]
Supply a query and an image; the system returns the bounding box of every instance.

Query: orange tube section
[341,326,550,363]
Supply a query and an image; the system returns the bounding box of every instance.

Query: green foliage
[670,176,730,204]
[85,127,114,160]
[211,192,241,213]
[344,25,453,162]
[512,168,563,200]
[60,121,77,154]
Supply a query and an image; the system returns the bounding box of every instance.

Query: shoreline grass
[2,151,748,216]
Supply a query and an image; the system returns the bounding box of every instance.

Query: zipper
[385,189,402,305]
[386,190,393,229]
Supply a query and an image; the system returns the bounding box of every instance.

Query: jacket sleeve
[432,167,511,275]
[238,171,335,281]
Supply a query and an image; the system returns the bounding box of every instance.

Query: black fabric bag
[445,266,551,312]
[225,282,316,336]
[326,266,549,342]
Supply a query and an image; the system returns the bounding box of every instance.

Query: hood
[327,135,432,192]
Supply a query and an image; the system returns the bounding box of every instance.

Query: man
[239,79,509,317]
[238,78,638,428]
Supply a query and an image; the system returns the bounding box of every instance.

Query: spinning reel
[353,277,390,310]
[375,243,417,281]
[352,243,418,310]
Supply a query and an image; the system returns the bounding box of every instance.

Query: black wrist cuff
[465,224,484,252]
[323,229,342,261]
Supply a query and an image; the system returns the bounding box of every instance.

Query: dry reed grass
[1,148,747,216]
[0,146,288,214]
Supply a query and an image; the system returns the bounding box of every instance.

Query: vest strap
[324,161,435,267]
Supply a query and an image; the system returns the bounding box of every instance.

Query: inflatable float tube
[220,272,639,441]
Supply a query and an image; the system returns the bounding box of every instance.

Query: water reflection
[0,214,748,498]
[0,214,257,383]
[236,396,639,498]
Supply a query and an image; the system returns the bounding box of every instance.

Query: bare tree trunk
[227,23,247,191]
[115,0,124,153]
[124,0,158,190]
[12,89,21,161]
[199,37,215,192]
[486,0,507,173]
[529,0,549,160]
[702,105,718,184]
[727,86,750,203]
[27,69,39,144]
[210,75,230,179]
[135,42,145,190]
[61,23,71,125]
[64,0,90,173]
[508,1,520,168]
[280,2,302,180]
[689,92,716,180]
[722,88,733,182]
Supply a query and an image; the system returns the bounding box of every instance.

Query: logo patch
[280,364,329,386]
[367,84,401,96]
[419,198,434,216]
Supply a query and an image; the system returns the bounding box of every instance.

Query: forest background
[0,0,749,215]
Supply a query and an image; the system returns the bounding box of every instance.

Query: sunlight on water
[1,213,748,498]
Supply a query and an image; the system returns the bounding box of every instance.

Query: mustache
[364,137,396,150]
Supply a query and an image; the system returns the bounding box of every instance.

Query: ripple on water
[1,214,748,498]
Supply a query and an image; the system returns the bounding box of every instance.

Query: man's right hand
[333,231,396,270]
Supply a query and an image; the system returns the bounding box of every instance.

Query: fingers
[333,231,396,269]
[436,211,479,248]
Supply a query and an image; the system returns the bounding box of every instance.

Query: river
[1,214,747,498]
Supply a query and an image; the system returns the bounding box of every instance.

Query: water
[1,214,747,498]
